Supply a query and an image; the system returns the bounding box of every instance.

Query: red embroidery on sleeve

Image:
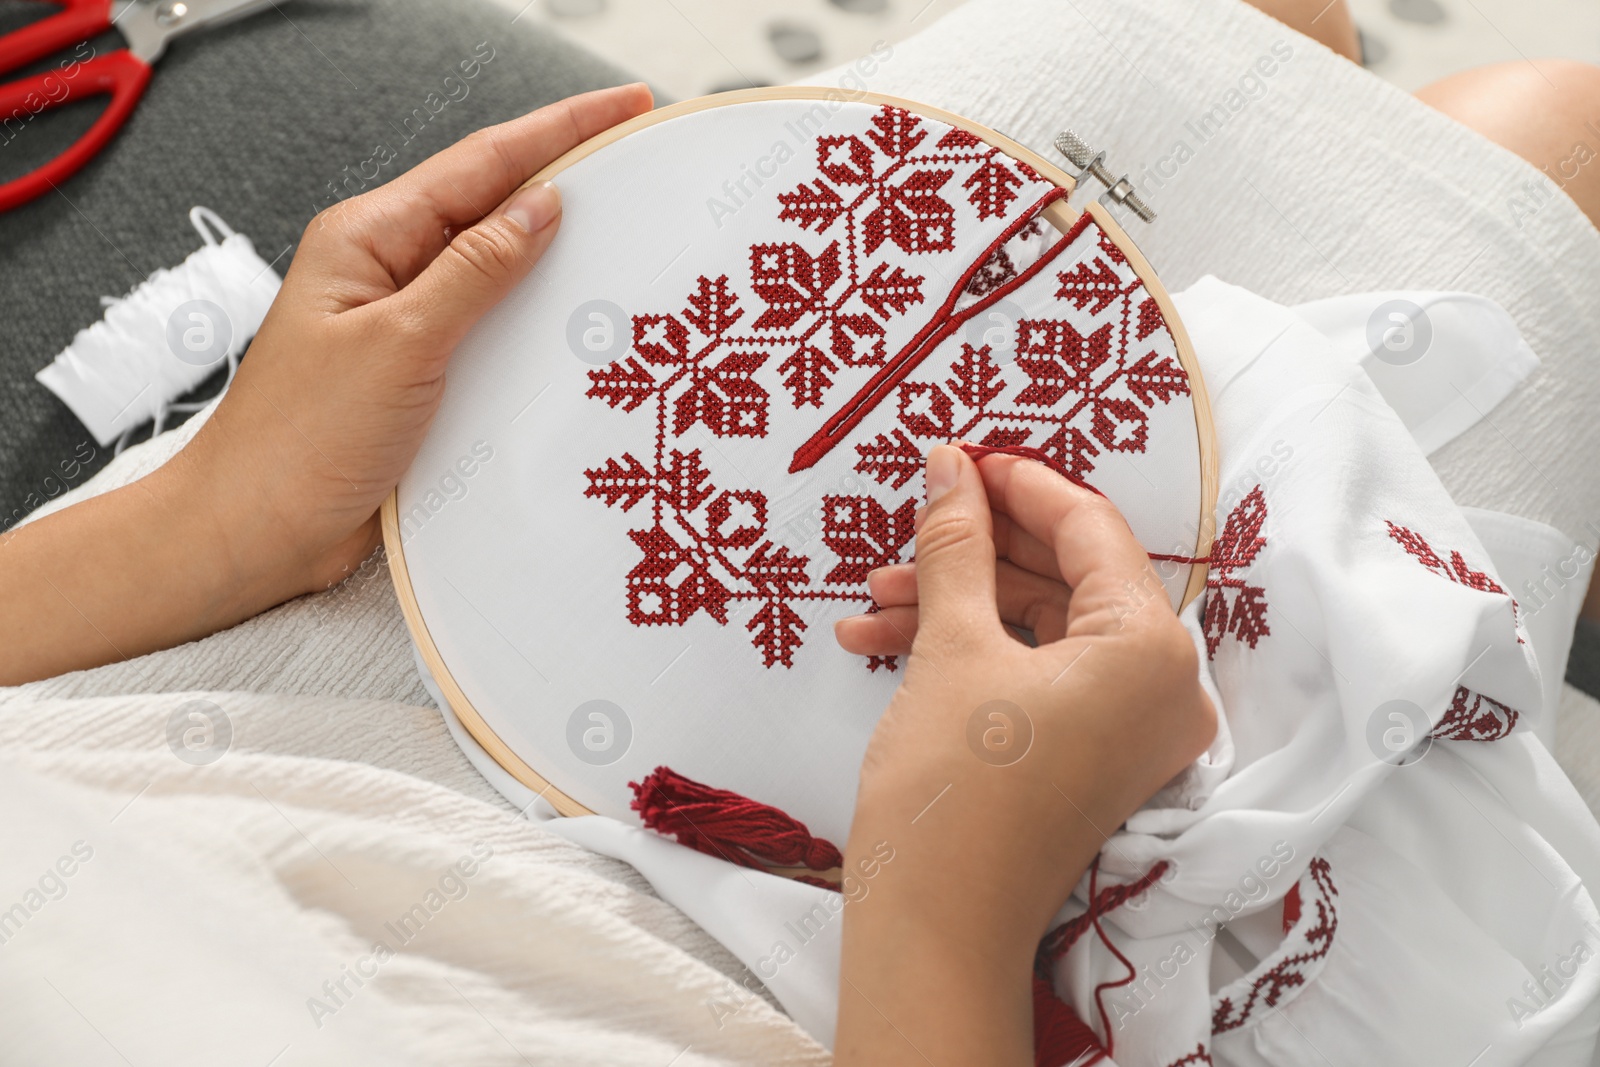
[1385,521,1525,738]
[1203,487,1271,659]
[1211,857,1338,1033]
[1431,687,1519,741]
[1385,520,1522,639]
[1164,1046,1213,1067]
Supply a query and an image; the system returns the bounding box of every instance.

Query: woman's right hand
[832,445,1216,1065]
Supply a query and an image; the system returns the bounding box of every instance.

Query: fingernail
[926,445,959,502]
[505,180,561,233]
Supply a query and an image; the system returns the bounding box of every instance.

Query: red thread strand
[955,441,1105,497]
[1036,860,1169,974]
[1149,551,1210,565]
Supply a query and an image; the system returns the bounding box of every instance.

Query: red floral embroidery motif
[1385,520,1524,740]
[1164,1046,1213,1067]
[1385,521,1522,638]
[1431,687,1518,741]
[1203,487,1270,659]
[852,240,1190,488]
[767,109,1046,409]
[1211,857,1338,1033]
[585,105,1187,669]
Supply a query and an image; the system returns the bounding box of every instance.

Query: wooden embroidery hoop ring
[381,86,1220,822]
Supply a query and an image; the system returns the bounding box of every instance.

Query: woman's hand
[0,84,652,685]
[832,445,1216,1065]
[182,82,654,599]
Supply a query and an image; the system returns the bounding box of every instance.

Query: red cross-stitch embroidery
[851,226,1191,488]
[1203,487,1270,659]
[1163,1046,1213,1067]
[1385,520,1522,639]
[766,108,1053,409]
[1385,520,1524,740]
[1211,857,1338,1033]
[584,105,1187,669]
[1431,687,1519,741]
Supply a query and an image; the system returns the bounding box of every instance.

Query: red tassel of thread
[1032,974,1107,1067]
[629,766,843,873]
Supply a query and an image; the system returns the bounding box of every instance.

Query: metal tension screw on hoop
[1053,130,1157,223]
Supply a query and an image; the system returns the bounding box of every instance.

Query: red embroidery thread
[1203,487,1271,659]
[845,229,1191,488]
[1163,1046,1213,1067]
[631,763,1109,1065]
[1385,520,1522,639]
[1036,861,1170,976]
[1033,973,1109,1066]
[789,188,1080,472]
[956,441,1105,496]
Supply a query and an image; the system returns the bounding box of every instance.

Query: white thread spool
[35,207,283,450]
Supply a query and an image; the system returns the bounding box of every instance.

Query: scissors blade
[116,0,280,63]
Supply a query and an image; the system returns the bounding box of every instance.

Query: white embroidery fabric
[396,98,1206,847]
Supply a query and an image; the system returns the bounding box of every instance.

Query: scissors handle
[0,49,151,211]
[0,0,115,77]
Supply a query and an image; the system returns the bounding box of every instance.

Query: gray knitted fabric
[0,0,638,523]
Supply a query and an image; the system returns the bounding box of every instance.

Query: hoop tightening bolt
[1053,130,1156,223]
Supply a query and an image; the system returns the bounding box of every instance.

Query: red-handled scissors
[0,0,276,212]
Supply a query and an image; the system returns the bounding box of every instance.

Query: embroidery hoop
[381,87,1218,823]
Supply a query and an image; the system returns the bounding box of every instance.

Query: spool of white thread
[35,207,283,449]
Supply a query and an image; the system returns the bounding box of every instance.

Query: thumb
[913,445,1003,646]
[399,180,563,353]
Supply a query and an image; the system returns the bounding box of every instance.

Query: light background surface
[491,0,1600,100]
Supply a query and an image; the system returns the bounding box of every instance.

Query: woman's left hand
[181,83,654,600]
[0,84,652,685]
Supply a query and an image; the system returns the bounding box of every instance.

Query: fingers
[836,447,1006,657]
[385,179,566,355]
[835,606,919,656]
[910,445,1004,649]
[866,563,917,608]
[980,456,1162,636]
[991,511,1064,583]
[994,560,1073,643]
[396,83,651,219]
[317,83,654,290]
[838,559,1072,654]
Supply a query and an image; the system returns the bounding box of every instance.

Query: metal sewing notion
[1053,130,1157,223]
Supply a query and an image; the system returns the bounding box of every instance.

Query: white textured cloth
[0,692,825,1066]
[6,0,1600,1063]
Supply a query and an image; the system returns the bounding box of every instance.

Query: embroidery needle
[787,188,1079,473]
